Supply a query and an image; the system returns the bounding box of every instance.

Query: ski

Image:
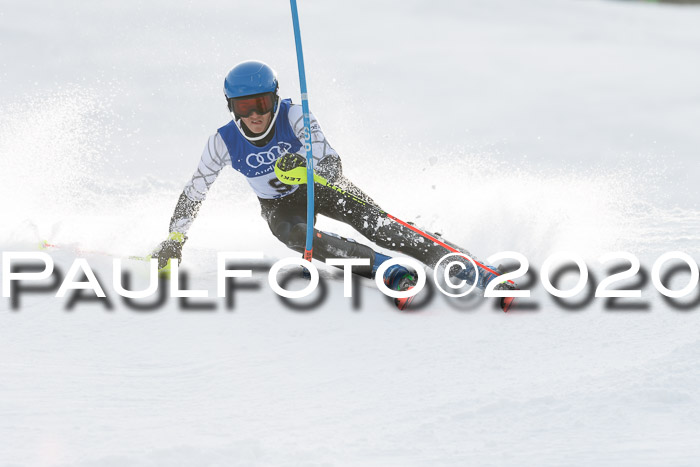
[39,240,173,278]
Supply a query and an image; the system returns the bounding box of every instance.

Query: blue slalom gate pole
[289,0,315,262]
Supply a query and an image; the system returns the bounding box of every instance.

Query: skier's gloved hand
[152,232,187,269]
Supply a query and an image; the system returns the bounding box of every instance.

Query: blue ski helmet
[223,60,281,141]
[224,60,278,99]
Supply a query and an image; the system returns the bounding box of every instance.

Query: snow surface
[1,0,700,465]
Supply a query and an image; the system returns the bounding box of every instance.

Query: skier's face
[241,110,272,135]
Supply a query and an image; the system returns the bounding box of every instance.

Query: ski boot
[383,264,418,310]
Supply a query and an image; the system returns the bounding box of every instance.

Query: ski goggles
[229,92,276,118]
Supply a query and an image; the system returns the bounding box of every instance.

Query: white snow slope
[1,0,700,466]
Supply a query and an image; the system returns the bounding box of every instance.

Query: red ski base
[394,287,416,310]
[500,296,515,313]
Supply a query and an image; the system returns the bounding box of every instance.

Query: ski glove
[152,232,187,269]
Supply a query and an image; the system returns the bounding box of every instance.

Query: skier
[152,60,512,309]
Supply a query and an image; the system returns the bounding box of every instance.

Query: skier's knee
[288,223,307,250]
[270,219,306,250]
[267,212,303,244]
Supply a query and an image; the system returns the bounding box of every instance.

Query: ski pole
[289,0,315,263]
[273,154,515,287]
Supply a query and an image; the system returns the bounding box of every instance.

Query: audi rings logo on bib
[246,143,293,169]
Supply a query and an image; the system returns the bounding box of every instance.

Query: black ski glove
[152,232,187,269]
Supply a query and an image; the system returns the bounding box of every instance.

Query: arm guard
[168,191,202,234]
